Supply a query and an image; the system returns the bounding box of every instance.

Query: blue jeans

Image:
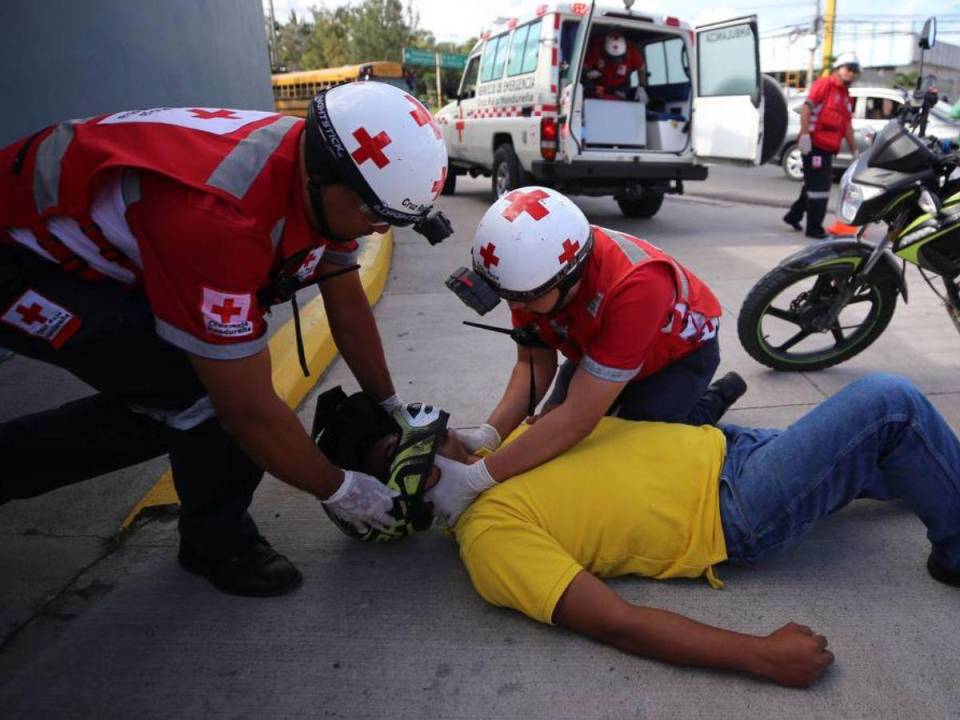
[719,373,960,570]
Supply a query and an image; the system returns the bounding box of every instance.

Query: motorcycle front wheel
[738,263,899,371]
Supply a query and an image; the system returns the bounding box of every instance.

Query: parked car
[435,2,786,218]
[773,85,960,181]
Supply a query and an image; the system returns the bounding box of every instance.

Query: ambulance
[436,2,786,218]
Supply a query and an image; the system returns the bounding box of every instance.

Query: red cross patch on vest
[201,288,254,338]
[1,289,81,349]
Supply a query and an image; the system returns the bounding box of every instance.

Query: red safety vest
[514,227,722,381]
[0,108,303,281]
[809,75,853,154]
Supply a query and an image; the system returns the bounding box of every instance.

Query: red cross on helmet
[471,186,592,302]
[304,82,448,227]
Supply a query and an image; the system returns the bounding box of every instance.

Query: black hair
[312,386,399,477]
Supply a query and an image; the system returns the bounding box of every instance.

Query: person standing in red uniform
[0,82,452,596]
[583,31,646,100]
[783,52,860,239]
[429,187,746,527]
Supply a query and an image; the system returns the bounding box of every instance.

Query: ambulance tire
[760,74,789,166]
[441,165,457,195]
[492,145,525,200]
[615,192,664,218]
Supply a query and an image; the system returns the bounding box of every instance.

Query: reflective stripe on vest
[603,227,690,303]
[34,120,86,212]
[206,115,299,198]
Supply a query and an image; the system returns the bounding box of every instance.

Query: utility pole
[820,0,836,77]
[268,0,279,71]
[807,0,820,87]
[435,52,443,108]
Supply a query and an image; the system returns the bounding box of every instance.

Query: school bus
[271,61,415,117]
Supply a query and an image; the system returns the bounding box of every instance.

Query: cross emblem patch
[431,166,448,196]
[558,239,581,265]
[406,95,442,139]
[188,108,240,120]
[351,127,392,169]
[501,189,550,222]
[479,243,500,269]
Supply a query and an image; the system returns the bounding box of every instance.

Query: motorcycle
[737,19,960,371]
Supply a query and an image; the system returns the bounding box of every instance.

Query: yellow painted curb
[119,231,394,532]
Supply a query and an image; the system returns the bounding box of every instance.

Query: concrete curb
[118,230,394,532]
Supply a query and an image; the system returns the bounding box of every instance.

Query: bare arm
[486,345,558,441]
[554,571,835,688]
[319,260,395,402]
[484,366,627,482]
[799,103,812,136]
[190,349,343,498]
[845,123,859,155]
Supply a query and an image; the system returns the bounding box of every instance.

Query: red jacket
[512,227,721,383]
[584,41,645,92]
[808,75,853,153]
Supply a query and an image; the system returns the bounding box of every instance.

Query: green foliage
[893,70,920,91]
[268,0,476,108]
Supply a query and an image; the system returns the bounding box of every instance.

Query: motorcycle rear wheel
[738,264,899,371]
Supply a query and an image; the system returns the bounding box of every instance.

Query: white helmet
[305,81,448,226]
[833,51,861,72]
[604,32,627,59]
[471,187,592,301]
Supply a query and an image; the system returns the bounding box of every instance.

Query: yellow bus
[271,61,415,117]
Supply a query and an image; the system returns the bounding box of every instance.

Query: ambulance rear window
[507,19,543,76]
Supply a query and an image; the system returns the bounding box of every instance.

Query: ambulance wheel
[615,192,664,218]
[492,145,525,200]
[441,165,457,195]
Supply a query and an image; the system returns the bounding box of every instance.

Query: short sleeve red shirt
[511,262,679,382]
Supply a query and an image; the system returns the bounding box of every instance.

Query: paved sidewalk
[1,175,958,719]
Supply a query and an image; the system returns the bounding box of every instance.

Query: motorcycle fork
[945,278,960,336]
[814,230,895,331]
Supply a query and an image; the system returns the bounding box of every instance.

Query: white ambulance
[436,2,786,218]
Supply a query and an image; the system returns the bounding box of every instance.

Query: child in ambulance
[583,31,646,101]
[328,373,960,689]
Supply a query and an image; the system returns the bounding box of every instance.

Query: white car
[436,2,786,218]
[775,86,960,181]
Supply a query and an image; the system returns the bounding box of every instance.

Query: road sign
[439,53,466,71]
[403,48,467,71]
[403,48,436,67]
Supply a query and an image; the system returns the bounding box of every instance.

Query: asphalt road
[2,168,958,718]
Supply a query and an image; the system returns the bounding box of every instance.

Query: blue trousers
[720,373,960,570]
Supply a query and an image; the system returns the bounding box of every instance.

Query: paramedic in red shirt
[583,32,646,100]
[783,52,860,239]
[428,187,746,527]
[0,83,451,596]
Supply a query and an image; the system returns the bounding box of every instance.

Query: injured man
[312,372,960,688]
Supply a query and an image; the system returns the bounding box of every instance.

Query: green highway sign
[439,53,466,71]
[403,48,467,71]
[403,48,436,67]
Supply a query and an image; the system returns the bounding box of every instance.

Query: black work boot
[927,553,960,588]
[697,372,748,425]
[179,535,303,597]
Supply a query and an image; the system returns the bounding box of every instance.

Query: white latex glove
[321,470,399,533]
[798,133,812,154]
[426,456,496,528]
[378,394,404,413]
[453,423,502,454]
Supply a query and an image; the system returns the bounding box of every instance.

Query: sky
[265,0,960,45]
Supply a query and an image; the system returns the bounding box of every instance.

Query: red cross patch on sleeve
[201,288,254,338]
[1,289,82,349]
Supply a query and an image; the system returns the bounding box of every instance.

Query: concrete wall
[0,0,274,145]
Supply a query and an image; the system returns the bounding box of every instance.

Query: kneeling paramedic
[316,374,960,688]
[436,187,745,526]
[0,82,453,596]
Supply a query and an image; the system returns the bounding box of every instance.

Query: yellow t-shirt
[454,417,727,625]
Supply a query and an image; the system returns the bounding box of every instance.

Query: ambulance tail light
[665,16,680,27]
[540,117,558,161]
